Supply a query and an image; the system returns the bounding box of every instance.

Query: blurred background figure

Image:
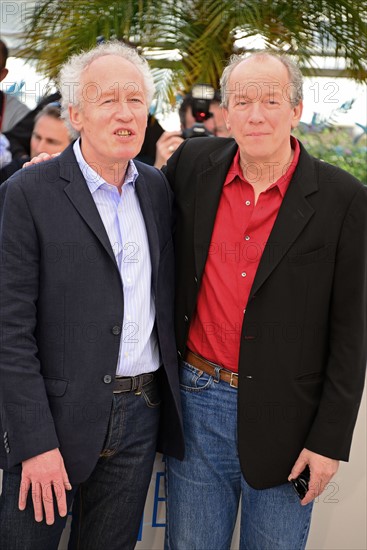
[3,91,62,161]
[30,103,71,157]
[135,113,164,166]
[0,134,11,169]
[179,89,229,138]
[154,88,230,168]
[0,102,72,183]
[0,39,30,132]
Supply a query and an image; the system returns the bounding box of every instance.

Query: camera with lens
[181,84,216,139]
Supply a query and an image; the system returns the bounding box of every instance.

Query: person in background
[0,102,72,183]
[3,91,62,160]
[154,89,230,168]
[0,40,184,550]
[30,103,72,157]
[163,51,367,550]
[135,113,165,165]
[0,39,30,133]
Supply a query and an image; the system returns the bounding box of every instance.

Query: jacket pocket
[43,377,69,397]
[294,372,323,383]
[288,245,333,266]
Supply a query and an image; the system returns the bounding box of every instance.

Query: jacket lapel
[59,145,118,268]
[249,145,319,298]
[194,141,238,280]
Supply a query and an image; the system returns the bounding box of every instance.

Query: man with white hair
[0,41,184,550]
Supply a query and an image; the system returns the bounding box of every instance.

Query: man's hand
[19,448,72,525]
[289,448,339,505]
[154,131,184,169]
[23,152,61,168]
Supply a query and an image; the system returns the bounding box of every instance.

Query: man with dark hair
[0,103,72,183]
[0,39,29,132]
[154,89,230,168]
[178,89,228,137]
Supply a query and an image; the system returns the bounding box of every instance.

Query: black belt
[113,372,155,394]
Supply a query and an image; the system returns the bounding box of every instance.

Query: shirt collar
[225,136,300,197]
[73,138,139,194]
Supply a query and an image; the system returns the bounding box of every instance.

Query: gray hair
[220,51,303,108]
[34,102,74,141]
[58,41,155,137]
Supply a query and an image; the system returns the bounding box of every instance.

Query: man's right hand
[23,152,61,168]
[19,448,72,525]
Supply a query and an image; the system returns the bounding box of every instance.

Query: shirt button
[241,272,247,277]
[244,235,250,241]
[112,325,121,335]
[124,352,129,358]
[126,278,131,284]
[245,200,251,206]
[103,375,112,384]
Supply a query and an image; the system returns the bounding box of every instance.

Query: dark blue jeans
[0,376,160,550]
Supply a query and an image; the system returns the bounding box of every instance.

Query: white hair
[58,41,155,137]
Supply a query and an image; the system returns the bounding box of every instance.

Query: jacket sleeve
[0,178,59,468]
[305,184,367,460]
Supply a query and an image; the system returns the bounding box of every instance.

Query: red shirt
[187,137,300,372]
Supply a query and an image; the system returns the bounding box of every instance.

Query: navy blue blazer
[0,143,184,483]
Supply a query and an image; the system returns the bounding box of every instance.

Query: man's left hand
[289,448,339,505]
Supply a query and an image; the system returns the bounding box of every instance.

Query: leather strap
[185,350,238,389]
[113,372,155,393]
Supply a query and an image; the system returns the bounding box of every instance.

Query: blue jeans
[165,361,313,550]
[0,376,160,550]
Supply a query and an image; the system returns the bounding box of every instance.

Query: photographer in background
[154,87,230,168]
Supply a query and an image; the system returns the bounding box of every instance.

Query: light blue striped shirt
[73,139,160,376]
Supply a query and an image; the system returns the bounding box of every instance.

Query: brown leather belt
[185,350,238,389]
[113,372,155,394]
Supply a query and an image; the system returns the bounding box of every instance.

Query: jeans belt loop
[135,374,143,395]
[214,366,221,384]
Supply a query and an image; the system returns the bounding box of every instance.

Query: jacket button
[112,325,121,335]
[194,276,198,283]
[177,350,182,357]
[184,315,189,322]
[103,375,112,384]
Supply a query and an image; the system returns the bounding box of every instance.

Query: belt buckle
[230,372,238,388]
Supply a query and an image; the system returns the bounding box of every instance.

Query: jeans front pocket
[179,360,214,392]
[141,377,161,408]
